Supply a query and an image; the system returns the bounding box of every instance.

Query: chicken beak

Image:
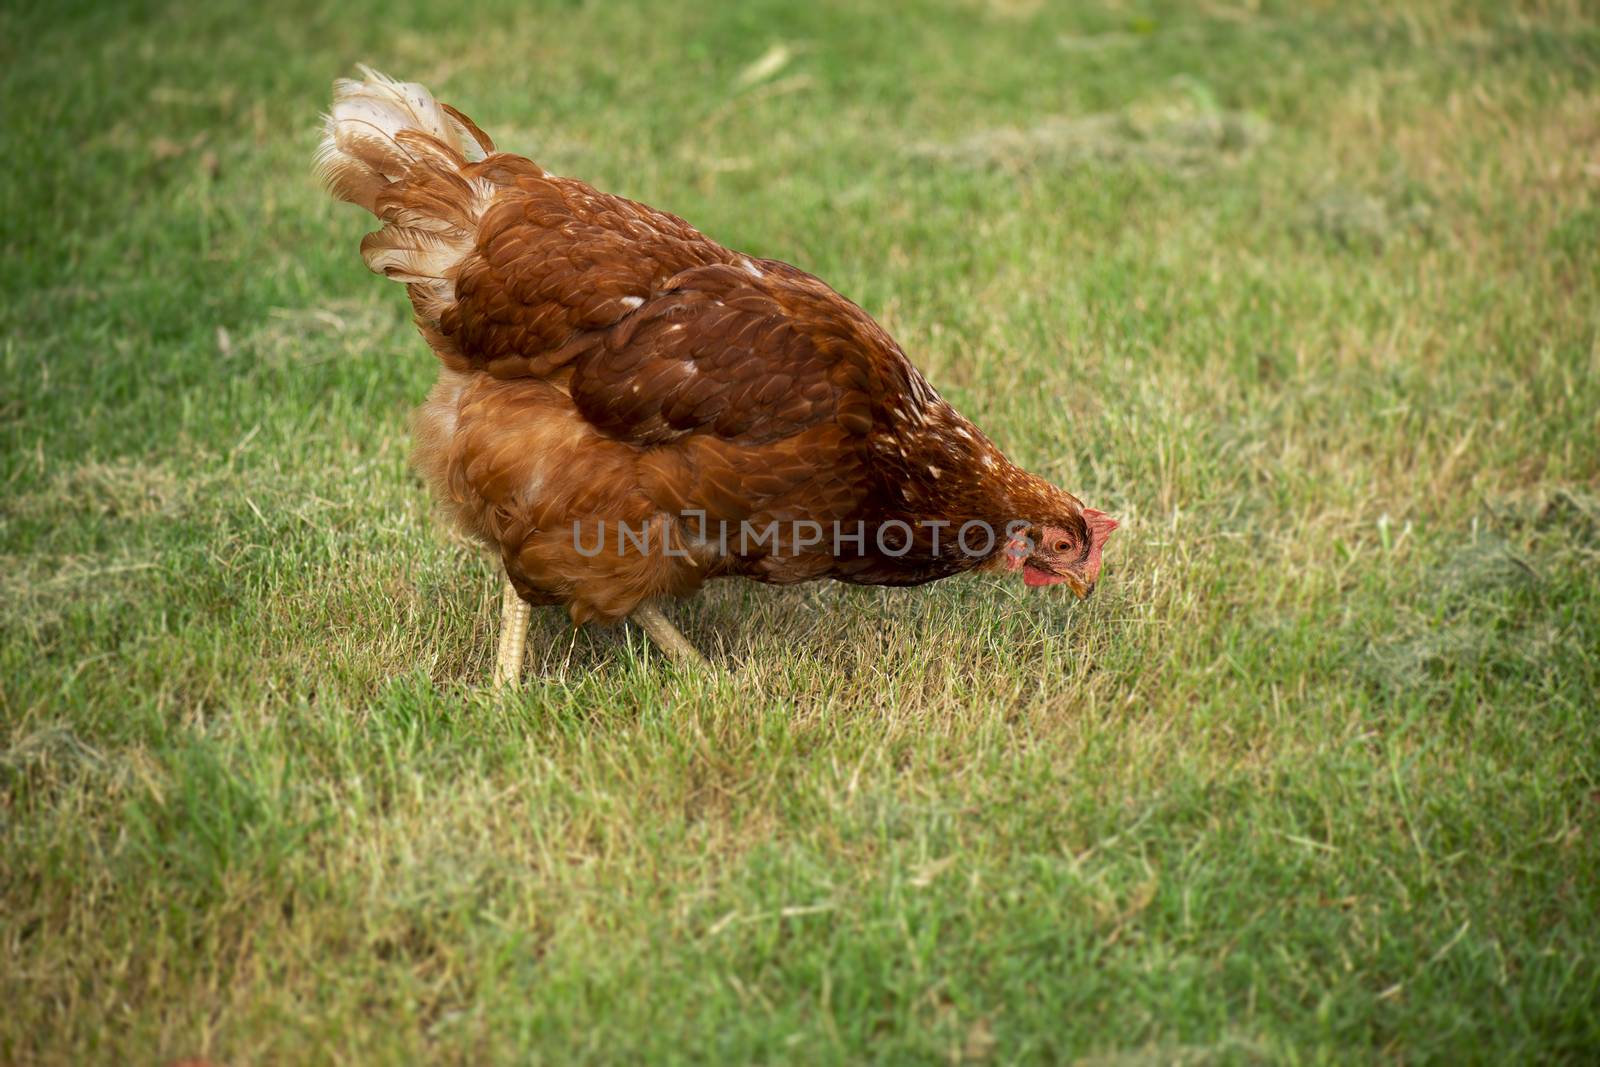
[1057,569,1093,600]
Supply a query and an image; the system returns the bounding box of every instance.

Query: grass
[3,0,1598,1062]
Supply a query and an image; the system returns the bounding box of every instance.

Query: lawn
[3,0,1599,1062]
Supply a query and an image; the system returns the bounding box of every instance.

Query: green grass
[3,0,1599,1062]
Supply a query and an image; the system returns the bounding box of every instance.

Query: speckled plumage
[318,70,1115,624]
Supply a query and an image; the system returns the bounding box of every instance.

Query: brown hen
[317,69,1117,682]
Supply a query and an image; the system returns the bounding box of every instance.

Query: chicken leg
[492,579,707,688]
[630,601,709,669]
[492,576,530,690]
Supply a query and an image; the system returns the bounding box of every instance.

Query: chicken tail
[315,67,500,321]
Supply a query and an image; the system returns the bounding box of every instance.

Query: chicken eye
[1051,538,1070,554]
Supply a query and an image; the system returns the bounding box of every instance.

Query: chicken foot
[492,579,707,688]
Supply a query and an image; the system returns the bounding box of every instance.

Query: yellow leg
[631,601,708,669]
[492,576,530,690]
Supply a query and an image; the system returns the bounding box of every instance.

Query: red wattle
[1023,565,1067,587]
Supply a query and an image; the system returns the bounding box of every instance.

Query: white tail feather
[316,67,497,319]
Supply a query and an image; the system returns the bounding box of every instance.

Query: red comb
[1083,507,1119,534]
